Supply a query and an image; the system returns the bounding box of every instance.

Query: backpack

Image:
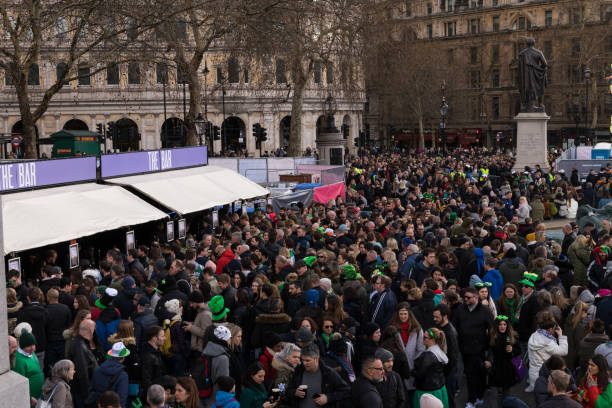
[35,384,58,408]
[160,320,178,358]
[191,354,213,398]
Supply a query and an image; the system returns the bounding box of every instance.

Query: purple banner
[101,146,207,178]
[0,156,97,192]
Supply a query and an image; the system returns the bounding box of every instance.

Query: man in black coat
[44,289,72,376]
[286,345,350,408]
[66,319,98,407]
[17,287,48,363]
[374,349,405,408]
[434,304,460,408]
[351,356,384,408]
[452,287,493,407]
[140,326,167,401]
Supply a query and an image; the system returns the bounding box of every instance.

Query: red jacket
[215,249,235,275]
[258,348,276,381]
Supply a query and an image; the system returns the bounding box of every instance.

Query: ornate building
[366,0,612,147]
[0,46,365,157]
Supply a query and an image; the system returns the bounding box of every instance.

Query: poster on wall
[178,219,186,239]
[69,243,79,269]
[167,221,175,242]
[212,211,219,229]
[126,230,135,251]
[8,257,21,273]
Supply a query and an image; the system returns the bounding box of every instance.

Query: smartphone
[312,393,320,399]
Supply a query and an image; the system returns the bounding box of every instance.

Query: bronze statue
[519,38,548,112]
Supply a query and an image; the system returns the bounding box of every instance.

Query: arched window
[128,62,140,85]
[78,62,90,86]
[227,57,240,84]
[56,62,68,82]
[27,63,39,86]
[55,17,68,38]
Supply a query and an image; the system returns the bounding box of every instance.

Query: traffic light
[252,123,261,139]
[354,137,359,147]
[106,122,117,144]
[213,125,220,140]
[259,126,267,142]
[561,128,568,140]
[204,122,212,141]
[96,123,103,134]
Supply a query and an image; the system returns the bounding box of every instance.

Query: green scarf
[505,298,518,325]
[321,332,334,345]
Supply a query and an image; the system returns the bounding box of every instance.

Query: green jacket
[567,241,591,285]
[530,199,545,223]
[13,351,44,398]
[241,384,269,408]
[595,382,612,408]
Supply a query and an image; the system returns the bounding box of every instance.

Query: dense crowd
[6,147,612,408]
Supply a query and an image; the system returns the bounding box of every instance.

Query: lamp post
[440,82,448,151]
[584,67,591,144]
[480,111,487,148]
[573,104,581,143]
[203,61,209,123]
[162,67,167,148]
[323,95,338,132]
[194,114,206,146]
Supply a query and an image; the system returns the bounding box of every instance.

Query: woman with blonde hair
[563,300,591,370]
[108,320,140,398]
[516,196,531,224]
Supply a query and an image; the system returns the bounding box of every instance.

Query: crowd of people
[6,147,612,408]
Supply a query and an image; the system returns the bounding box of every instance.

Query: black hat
[265,332,283,349]
[363,322,380,337]
[216,376,236,393]
[137,296,151,306]
[295,327,314,343]
[189,290,205,303]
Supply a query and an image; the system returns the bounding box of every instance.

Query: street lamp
[584,67,591,144]
[323,95,338,132]
[480,111,487,147]
[194,114,206,146]
[203,61,209,122]
[440,83,449,150]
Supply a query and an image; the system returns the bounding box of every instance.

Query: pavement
[454,375,536,407]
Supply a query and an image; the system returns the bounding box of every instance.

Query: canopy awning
[2,183,168,253]
[105,165,269,215]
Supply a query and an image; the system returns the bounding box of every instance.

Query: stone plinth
[316,132,346,165]
[513,112,550,172]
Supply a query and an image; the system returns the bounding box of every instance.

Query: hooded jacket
[202,340,231,403]
[212,390,240,408]
[89,359,129,408]
[216,249,235,276]
[187,304,213,352]
[527,329,568,387]
[413,344,448,391]
[498,256,525,287]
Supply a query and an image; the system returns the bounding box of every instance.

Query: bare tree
[0,0,167,158]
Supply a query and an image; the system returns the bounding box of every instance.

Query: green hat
[343,264,361,280]
[303,256,316,268]
[209,295,229,321]
[518,272,537,288]
[107,341,131,358]
[19,329,36,349]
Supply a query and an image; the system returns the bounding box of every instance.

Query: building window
[55,17,68,38]
[492,44,499,63]
[545,10,553,27]
[243,69,249,84]
[78,63,90,86]
[568,65,581,84]
[492,16,500,32]
[492,97,499,119]
[470,19,480,34]
[227,57,240,84]
[27,63,39,86]
[4,64,15,86]
[216,67,223,84]
[470,70,480,88]
[492,69,500,88]
[127,18,138,41]
[427,24,433,39]
[314,61,322,84]
[177,66,187,84]
[444,22,456,37]
[470,47,478,64]
[427,3,432,15]
[276,59,286,84]
[440,0,446,11]
[572,39,580,57]
[543,40,553,58]
[518,17,526,30]
[56,62,68,82]
[156,63,168,84]
[572,8,583,24]
[174,21,187,40]
[492,0,498,6]
[405,0,411,16]
[107,63,119,85]
[128,62,140,85]
[326,61,334,84]
[606,35,612,52]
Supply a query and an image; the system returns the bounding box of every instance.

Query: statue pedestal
[513,112,550,172]
[316,132,346,165]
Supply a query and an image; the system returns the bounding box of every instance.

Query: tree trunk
[14,75,38,158]
[186,66,203,146]
[590,79,598,129]
[288,77,306,157]
[418,116,424,149]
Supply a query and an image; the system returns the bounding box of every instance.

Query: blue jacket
[213,390,240,408]
[368,288,397,328]
[482,269,504,300]
[399,253,420,278]
[412,261,434,287]
[95,318,120,351]
[89,359,129,408]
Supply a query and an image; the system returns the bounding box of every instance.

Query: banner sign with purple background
[101,146,207,178]
[0,156,97,192]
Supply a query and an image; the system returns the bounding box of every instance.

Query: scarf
[400,322,410,345]
[321,332,334,345]
[515,294,529,321]
[327,351,355,382]
[505,298,518,325]
[536,328,556,342]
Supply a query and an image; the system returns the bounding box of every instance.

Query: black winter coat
[452,302,494,356]
[413,350,446,391]
[376,370,405,408]
[485,335,520,388]
[351,376,383,408]
[251,312,292,349]
[286,361,350,408]
[139,342,166,399]
[17,302,48,351]
[66,335,98,396]
[517,294,539,342]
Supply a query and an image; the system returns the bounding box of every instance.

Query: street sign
[11,134,23,148]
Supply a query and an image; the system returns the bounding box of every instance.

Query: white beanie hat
[165,298,181,316]
[14,322,32,338]
[420,394,443,408]
[214,325,232,342]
